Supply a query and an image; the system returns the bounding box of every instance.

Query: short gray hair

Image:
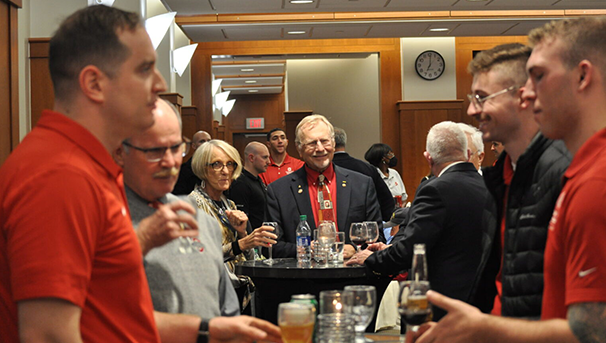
[294,114,335,148]
[457,123,484,154]
[334,127,347,148]
[426,121,468,165]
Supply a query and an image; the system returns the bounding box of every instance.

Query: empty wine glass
[398,281,432,340]
[331,232,346,263]
[349,222,367,252]
[363,221,379,245]
[344,285,376,340]
[262,222,280,265]
[278,302,316,343]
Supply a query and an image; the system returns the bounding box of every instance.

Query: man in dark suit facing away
[347,121,495,322]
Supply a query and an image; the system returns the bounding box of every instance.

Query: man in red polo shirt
[0,5,280,343]
[259,128,305,185]
[415,16,606,343]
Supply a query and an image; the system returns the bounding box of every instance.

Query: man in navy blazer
[267,114,382,259]
[347,121,495,322]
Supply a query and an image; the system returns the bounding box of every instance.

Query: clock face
[415,50,445,81]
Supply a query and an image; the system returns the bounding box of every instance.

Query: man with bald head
[173,131,211,195]
[228,142,271,230]
[192,130,212,150]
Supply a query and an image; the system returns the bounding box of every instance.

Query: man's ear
[578,60,593,91]
[79,65,106,104]
[423,151,432,165]
[247,153,255,164]
[478,151,485,164]
[113,145,125,167]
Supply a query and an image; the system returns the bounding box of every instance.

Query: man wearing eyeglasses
[115,98,282,343]
[465,43,571,319]
[266,114,382,259]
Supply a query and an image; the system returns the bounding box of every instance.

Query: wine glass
[349,222,367,252]
[363,221,379,245]
[262,222,280,265]
[398,281,432,340]
[278,302,316,343]
[344,285,376,340]
[176,196,204,254]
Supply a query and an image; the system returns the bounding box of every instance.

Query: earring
[201,179,206,190]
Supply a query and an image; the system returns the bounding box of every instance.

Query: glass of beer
[278,302,316,343]
[398,281,432,340]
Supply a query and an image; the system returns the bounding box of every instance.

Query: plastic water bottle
[296,215,311,263]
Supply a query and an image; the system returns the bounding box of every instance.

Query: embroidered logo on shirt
[579,267,597,278]
[287,167,293,173]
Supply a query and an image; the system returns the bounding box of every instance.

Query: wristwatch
[197,320,209,343]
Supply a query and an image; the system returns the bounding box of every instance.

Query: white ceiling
[162,0,606,42]
[170,0,606,94]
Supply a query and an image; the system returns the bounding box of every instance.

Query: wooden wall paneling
[212,120,219,138]
[29,39,53,130]
[159,92,183,113]
[189,38,402,163]
[181,106,198,161]
[455,36,528,167]
[398,100,464,201]
[284,110,313,159]
[0,0,20,165]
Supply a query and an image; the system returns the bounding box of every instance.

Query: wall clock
[415,50,445,81]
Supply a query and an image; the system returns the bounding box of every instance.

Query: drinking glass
[349,222,367,252]
[176,196,204,254]
[398,281,432,341]
[344,285,376,339]
[319,289,353,314]
[278,302,316,343]
[363,221,379,245]
[318,221,337,264]
[331,232,345,263]
[262,222,280,265]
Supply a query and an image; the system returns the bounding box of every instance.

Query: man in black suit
[267,115,382,259]
[332,127,395,221]
[347,121,495,321]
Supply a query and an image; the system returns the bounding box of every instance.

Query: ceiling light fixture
[290,0,314,4]
[222,100,236,117]
[172,43,198,76]
[465,0,488,2]
[212,79,223,95]
[241,68,255,72]
[287,31,307,35]
[88,0,115,6]
[245,80,257,84]
[248,90,259,93]
[145,12,177,50]
[430,28,449,32]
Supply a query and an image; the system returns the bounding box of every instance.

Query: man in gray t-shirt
[115,99,239,320]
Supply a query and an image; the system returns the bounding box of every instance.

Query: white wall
[286,55,381,160]
[18,0,192,138]
[401,37,457,101]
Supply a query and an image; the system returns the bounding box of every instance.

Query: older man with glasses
[266,114,382,260]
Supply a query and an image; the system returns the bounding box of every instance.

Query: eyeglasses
[207,161,238,171]
[467,85,518,111]
[122,140,190,163]
[303,138,333,151]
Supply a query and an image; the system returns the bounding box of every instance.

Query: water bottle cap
[300,215,307,220]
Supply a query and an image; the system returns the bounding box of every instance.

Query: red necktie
[317,174,336,227]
